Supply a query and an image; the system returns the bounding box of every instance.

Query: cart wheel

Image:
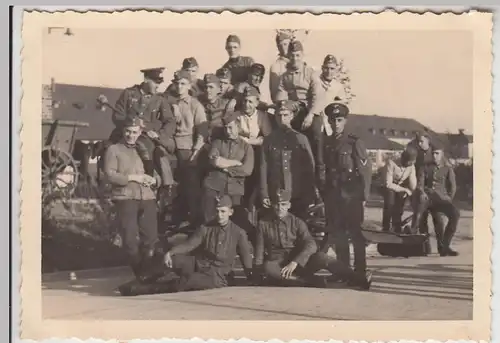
[41,147,79,203]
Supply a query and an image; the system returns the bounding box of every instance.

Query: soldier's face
[418,136,430,151]
[276,110,293,127]
[225,121,239,140]
[322,62,337,81]
[277,39,291,56]
[123,126,142,145]
[225,42,241,58]
[219,78,232,93]
[331,117,346,135]
[144,78,160,94]
[205,82,220,100]
[216,206,233,225]
[242,96,258,114]
[433,149,444,164]
[273,201,291,218]
[175,78,191,96]
[290,51,303,66]
[248,73,262,87]
[185,66,198,79]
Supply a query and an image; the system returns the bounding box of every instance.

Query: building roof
[51,83,122,140]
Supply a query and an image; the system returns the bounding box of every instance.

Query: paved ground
[42,208,473,321]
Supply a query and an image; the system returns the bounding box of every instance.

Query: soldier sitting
[199,73,230,142]
[226,63,270,112]
[106,67,176,192]
[118,195,254,296]
[216,67,234,100]
[221,34,255,85]
[165,57,205,99]
[381,146,418,233]
[253,189,372,290]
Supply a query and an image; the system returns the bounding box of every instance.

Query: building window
[402,131,408,137]
[379,128,386,135]
[369,128,376,135]
[390,129,396,136]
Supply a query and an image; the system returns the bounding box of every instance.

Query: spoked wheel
[41,146,79,211]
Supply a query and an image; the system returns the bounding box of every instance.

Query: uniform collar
[228,56,241,63]
[287,61,306,73]
[178,94,191,104]
[120,139,136,149]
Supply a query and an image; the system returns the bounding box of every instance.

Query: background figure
[216,67,234,99]
[414,145,460,256]
[381,146,418,233]
[319,103,372,284]
[269,30,293,104]
[221,34,255,85]
[226,63,269,112]
[165,57,205,99]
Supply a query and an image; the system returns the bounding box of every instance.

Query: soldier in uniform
[318,103,372,283]
[269,30,293,104]
[165,69,208,226]
[165,57,205,99]
[202,110,254,225]
[275,41,325,185]
[216,67,234,99]
[414,144,460,256]
[118,195,254,296]
[199,73,230,142]
[253,189,372,289]
[107,67,177,193]
[226,63,270,112]
[260,100,316,220]
[104,116,162,282]
[221,34,255,85]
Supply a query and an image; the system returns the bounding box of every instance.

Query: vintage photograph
[20,10,492,341]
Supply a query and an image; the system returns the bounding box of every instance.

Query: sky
[42,28,473,134]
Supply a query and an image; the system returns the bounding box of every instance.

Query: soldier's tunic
[260,127,316,217]
[200,96,230,141]
[226,82,270,112]
[165,78,205,99]
[221,56,255,85]
[269,56,289,104]
[321,133,372,273]
[167,220,253,290]
[109,84,176,185]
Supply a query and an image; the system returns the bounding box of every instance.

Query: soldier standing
[165,57,205,99]
[260,100,316,220]
[118,195,254,296]
[216,67,234,100]
[221,34,255,85]
[199,73,230,142]
[318,103,372,283]
[275,41,325,184]
[108,67,176,191]
[269,31,293,104]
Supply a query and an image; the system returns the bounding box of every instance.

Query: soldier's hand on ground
[164,252,173,268]
[281,261,298,279]
[147,130,159,140]
[301,113,315,130]
[262,198,272,208]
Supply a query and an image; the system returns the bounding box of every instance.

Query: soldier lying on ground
[253,189,372,290]
[118,195,254,296]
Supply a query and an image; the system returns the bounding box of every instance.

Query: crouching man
[104,116,162,281]
[253,189,372,290]
[118,195,254,296]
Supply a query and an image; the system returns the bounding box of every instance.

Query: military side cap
[325,102,349,119]
[432,139,445,151]
[204,73,220,85]
[276,30,293,42]
[173,69,192,82]
[216,195,233,208]
[226,34,241,45]
[289,40,304,52]
[242,86,260,98]
[276,100,297,113]
[140,67,165,83]
[323,54,338,66]
[222,111,240,126]
[216,68,231,80]
[250,63,265,77]
[123,116,145,128]
[182,57,199,69]
[276,189,292,202]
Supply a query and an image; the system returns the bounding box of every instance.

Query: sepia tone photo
[20,10,492,341]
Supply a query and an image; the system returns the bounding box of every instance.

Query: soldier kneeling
[253,189,372,290]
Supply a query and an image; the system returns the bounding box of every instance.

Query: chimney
[458,128,465,135]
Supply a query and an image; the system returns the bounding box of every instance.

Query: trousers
[290,105,324,171]
[174,149,202,225]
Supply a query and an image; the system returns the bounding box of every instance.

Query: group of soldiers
[102,31,460,297]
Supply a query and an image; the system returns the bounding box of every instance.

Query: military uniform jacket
[260,127,316,202]
[227,82,270,112]
[407,139,436,176]
[113,84,177,151]
[165,78,205,99]
[204,137,255,196]
[200,96,230,140]
[323,133,372,201]
[418,162,457,203]
[169,220,253,283]
[254,213,317,267]
[221,56,255,85]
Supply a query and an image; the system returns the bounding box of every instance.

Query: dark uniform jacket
[418,161,457,203]
[323,133,372,201]
[260,127,316,203]
[254,213,317,267]
[407,139,435,176]
[221,56,255,85]
[199,96,230,141]
[112,84,177,152]
[227,82,270,112]
[204,137,255,196]
[169,220,253,284]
